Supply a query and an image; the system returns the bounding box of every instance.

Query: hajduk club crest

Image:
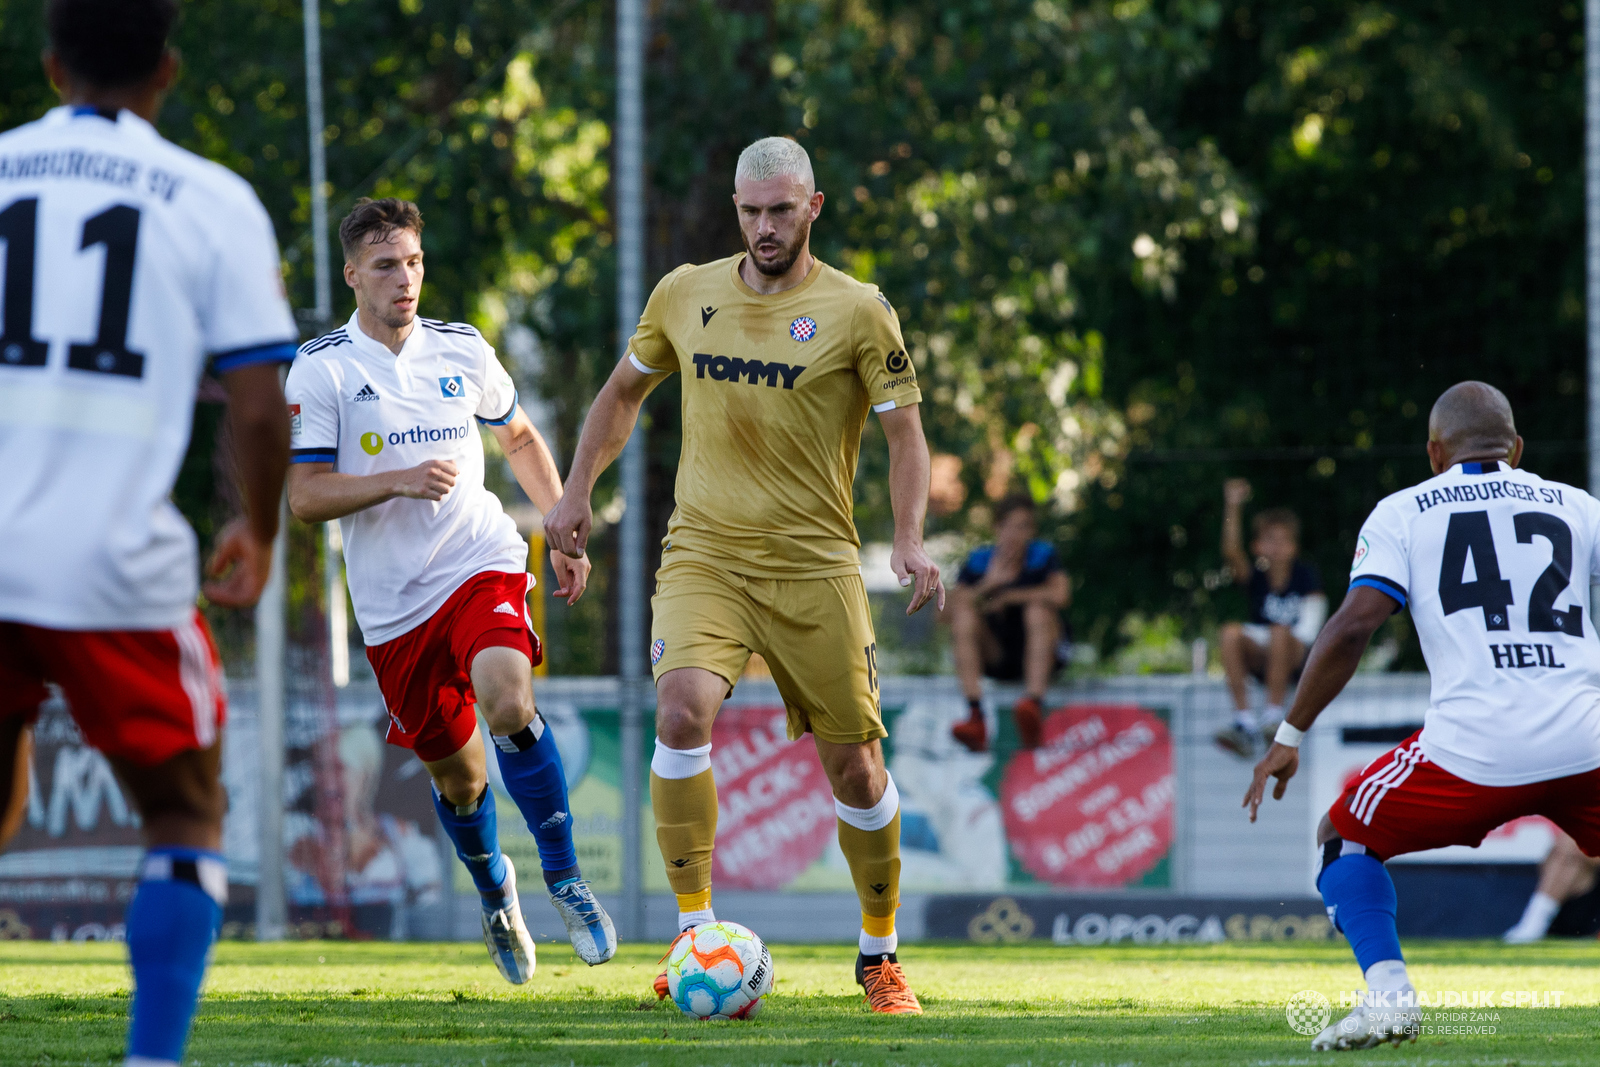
[789,316,817,342]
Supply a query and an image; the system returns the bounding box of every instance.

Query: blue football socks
[1318,848,1404,972]
[432,784,509,904]
[124,848,225,1064]
[492,712,581,887]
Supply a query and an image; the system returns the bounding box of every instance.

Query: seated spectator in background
[1504,829,1600,942]
[944,495,1070,753]
[1213,478,1326,758]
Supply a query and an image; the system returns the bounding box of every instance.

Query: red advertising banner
[709,707,836,890]
[999,704,1173,888]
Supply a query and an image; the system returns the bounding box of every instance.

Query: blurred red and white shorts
[0,609,225,766]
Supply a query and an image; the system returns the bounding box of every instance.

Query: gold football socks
[834,771,902,955]
[650,740,718,931]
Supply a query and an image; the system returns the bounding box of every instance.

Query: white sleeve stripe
[872,400,898,413]
[627,352,665,375]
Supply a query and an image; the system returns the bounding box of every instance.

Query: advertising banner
[0,696,143,941]
[460,698,1175,898]
[0,692,1175,939]
[925,893,1335,944]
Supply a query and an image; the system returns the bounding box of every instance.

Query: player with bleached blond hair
[544,135,943,1014]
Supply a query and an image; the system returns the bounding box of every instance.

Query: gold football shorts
[649,555,886,744]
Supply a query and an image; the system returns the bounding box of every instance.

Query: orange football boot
[857,953,923,1014]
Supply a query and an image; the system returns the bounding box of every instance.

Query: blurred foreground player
[1245,382,1600,1051]
[0,2,297,1063]
[286,198,613,980]
[544,136,943,1014]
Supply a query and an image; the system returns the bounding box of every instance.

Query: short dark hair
[1252,507,1300,541]
[48,0,179,89]
[339,198,424,261]
[994,493,1037,525]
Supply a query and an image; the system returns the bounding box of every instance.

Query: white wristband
[1274,720,1306,748]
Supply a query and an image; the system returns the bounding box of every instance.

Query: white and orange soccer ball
[665,921,774,1020]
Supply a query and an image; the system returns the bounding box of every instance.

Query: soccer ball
[665,921,774,1020]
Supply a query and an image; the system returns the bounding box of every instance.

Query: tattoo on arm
[508,438,537,457]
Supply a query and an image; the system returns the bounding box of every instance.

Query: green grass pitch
[0,939,1595,1065]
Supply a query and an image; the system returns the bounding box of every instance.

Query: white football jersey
[0,107,297,629]
[1350,460,1600,785]
[286,310,528,645]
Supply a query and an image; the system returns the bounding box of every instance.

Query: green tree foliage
[1066,0,1582,661]
[0,0,1580,670]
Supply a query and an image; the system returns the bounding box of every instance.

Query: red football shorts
[0,610,226,766]
[366,570,543,763]
[1329,729,1600,860]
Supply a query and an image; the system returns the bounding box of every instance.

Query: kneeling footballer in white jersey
[285,197,614,979]
[1246,381,1600,1051]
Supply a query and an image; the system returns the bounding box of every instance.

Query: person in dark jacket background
[943,495,1070,752]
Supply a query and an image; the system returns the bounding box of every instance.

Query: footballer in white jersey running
[0,4,293,1066]
[1245,381,1600,1051]
[285,197,615,979]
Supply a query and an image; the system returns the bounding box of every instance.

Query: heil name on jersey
[1351,460,1600,786]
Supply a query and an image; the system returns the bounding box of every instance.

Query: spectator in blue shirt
[943,495,1070,752]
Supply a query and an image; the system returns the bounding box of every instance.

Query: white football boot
[481,857,536,984]
[1312,991,1420,1051]
[548,876,617,965]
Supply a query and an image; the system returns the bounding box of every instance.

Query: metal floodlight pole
[1588,0,1600,494]
[616,0,647,943]
[253,0,332,943]
[303,0,348,688]
[305,0,330,328]
[254,495,289,941]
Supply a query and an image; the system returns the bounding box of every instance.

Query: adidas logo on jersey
[691,353,806,389]
[353,384,379,402]
[493,601,517,616]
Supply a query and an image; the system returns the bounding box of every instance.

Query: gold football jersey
[628,253,922,577]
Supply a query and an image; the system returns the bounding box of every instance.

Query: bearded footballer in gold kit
[544,136,943,1014]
